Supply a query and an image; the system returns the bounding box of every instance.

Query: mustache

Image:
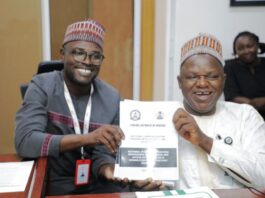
[75,63,101,71]
[77,62,95,67]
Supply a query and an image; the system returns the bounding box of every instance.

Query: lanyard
[64,81,94,158]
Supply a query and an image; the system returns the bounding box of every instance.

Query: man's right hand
[172,108,213,154]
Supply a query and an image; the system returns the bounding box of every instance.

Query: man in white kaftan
[173,33,265,190]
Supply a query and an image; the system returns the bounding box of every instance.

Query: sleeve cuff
[210,140,238,167]
[42,135,63,157]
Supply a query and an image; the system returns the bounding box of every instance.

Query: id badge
[75,159,91,186]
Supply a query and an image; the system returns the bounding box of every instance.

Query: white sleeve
[210,106,265,189]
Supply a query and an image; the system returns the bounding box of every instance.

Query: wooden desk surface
[3,155,262,198]
[0,154,47,198]
[47,188,265,198]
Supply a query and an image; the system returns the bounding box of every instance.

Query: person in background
[223,31,265,120]
[15,19,162,195]
[173,33,265,190]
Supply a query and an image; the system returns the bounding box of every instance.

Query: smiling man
[15,19,126,195]
[173,33,265,190]
[15,19,164,196]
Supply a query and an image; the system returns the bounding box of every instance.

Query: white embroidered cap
[62,18,105,49]
[180,33,224,65]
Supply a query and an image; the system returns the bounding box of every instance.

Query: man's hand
[99,165,167,191]
[86,125,125,153]
[60,125,124,154]
[173,108,203,145]
[98,164,130,186]
[99,164,115,180]
[129,178,167,191]
[172,108,213,153]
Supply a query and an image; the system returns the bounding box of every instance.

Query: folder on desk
[135,186,219,198]
[0,161,34,193]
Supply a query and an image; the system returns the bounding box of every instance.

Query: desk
[0,154,47,198]
[2,154,263,198]
[47,188,265,198]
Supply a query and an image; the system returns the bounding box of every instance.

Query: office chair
[37,60,64,74]
[20,60,64,99]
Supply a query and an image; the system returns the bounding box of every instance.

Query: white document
[114,100,182,180]
[136,186,219,198]
[0,161,34,193]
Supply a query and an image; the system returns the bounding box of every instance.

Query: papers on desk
[136,186,219,198]
[114,100,181,180]
[0,160,34,193]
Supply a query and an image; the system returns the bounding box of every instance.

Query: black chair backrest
[37,60,64,74]
[20,60,64,99]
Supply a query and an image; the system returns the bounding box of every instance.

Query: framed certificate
[231,0,265,6]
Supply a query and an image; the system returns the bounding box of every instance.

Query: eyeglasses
[183,74,223,83]
[65,48,105,65]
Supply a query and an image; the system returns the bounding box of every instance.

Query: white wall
[153,0,177,101]
[153,0,168,101]
[168,0,265,101]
